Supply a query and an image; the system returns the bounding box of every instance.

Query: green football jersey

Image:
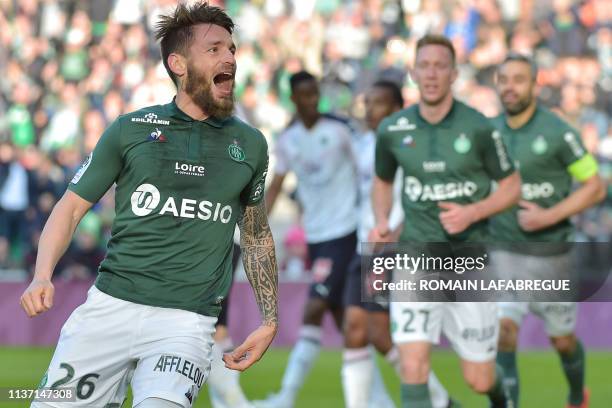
[375,100,515,243]
[489,105,598,242]
[68,100,269,316]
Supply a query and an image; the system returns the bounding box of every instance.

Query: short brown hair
[154,1,234,85]
[416,34,456,65]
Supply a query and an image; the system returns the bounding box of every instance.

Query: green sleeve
[241,132,269,206]
[557,129,598,181]
[374,124,398,181]
[68,118,123,203]
[480,127,515,180]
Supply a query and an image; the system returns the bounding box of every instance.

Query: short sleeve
[241,133,269,206]
[557,130,598,181]
[68,118,123,203]
[374,123,398,181]
[480,127,515,181]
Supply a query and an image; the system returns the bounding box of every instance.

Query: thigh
[131,309,217,408]
[36,286,137,407]
[529,302,578,337]
[343,254,363,308]
[443,302,498,363]
[390,302,442,345]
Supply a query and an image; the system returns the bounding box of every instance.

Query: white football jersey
[352,130,404,250]
[274,115,358,243]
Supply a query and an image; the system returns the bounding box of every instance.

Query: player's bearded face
[498,62,535,116]
[184,59,235,119]
[502,87,533,115]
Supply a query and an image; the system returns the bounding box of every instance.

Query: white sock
[368,347,396,408]
[342,347,372,408]
[280,325,322,400]
[207,338,250,408]
[385,346,401,374]
[428,370,450,408]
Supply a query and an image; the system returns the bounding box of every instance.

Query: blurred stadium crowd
[0,0,610,280]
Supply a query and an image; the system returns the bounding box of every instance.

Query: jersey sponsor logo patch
[522,182,555,200]
[453,133,471,154]
[130,183,233,223]
[228,141,245,162]
[532,135,548,155]
[71,152,93,184]
[491,130,512,171]
[564,132,585,157]
[153,354,205,388]
[131,112,170,125]
[148,128,167,142]
[388,117,417,131]
[404,176,478,202]
[423,161,446,173]
[174,162,205,177]
[131,183,161,216]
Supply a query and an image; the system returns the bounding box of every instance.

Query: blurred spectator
[0,0,609,279]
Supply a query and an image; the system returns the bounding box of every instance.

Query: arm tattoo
[238,200,278,326]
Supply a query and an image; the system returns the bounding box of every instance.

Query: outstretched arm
[224,200,278,371]
[20,190,93,317]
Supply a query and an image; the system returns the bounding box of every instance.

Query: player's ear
[168,53,187,80]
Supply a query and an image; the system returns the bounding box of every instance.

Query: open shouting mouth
[213,71,234,98]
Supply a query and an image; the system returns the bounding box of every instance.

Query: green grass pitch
[1,347,611,407]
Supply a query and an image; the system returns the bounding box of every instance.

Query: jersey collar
[415,99,457,129]
[166,98,228,128]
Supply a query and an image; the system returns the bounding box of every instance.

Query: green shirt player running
[491,53,605,408]
[372,35,521,408]
[20,3,278,408]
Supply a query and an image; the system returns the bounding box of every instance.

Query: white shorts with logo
[32,286,216,408]
[491,250,577,337]
[390,302,499,363]
[498,302,577,337]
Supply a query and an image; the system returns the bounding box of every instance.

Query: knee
[498,319,519,352]
[465,372,495,394]
[400,354,430,383]
[551,334,576,355]
[343,310,368,348]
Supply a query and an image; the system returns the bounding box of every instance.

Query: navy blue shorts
[307,231,357,309]
[345,253,389,312]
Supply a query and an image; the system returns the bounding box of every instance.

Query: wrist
[32,271,52,282]
[467,203,482,224]
[543,207,560,227]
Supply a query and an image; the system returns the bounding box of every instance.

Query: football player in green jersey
[21,3,278,407]
[491,53,605,408]
[372,34,521,408]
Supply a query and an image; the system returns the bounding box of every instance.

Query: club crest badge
[228,140,245,162]
[454,133,471,154]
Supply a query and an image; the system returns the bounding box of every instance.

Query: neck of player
[300,112,320,129]
[506,100,537,129]
[418,92,454,124]
[175,89,209,121]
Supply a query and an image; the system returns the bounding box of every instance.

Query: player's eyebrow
[203,39,236,51]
